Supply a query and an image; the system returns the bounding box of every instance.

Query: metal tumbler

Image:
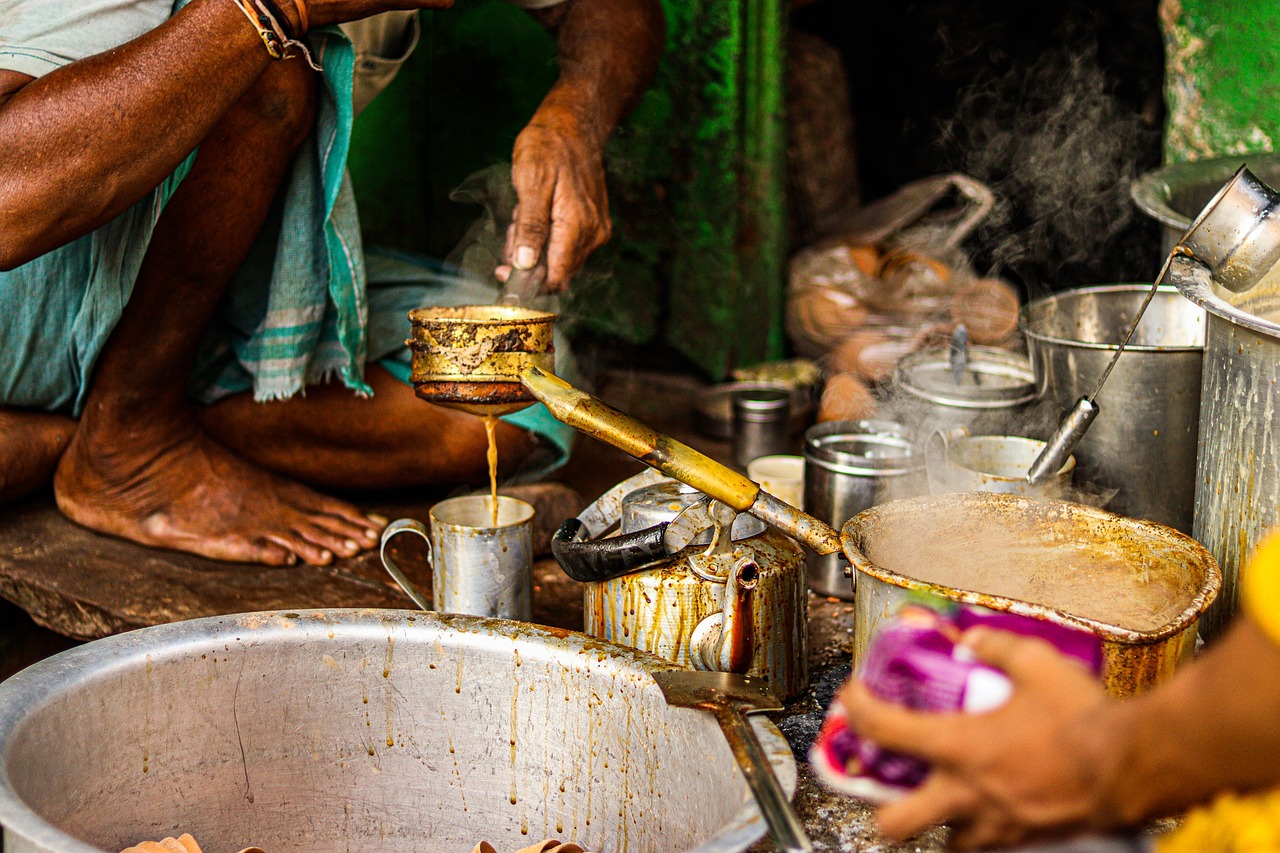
[733,388,793,469]
[802,420,925,598]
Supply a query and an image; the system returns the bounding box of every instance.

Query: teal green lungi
[0,11,573,474]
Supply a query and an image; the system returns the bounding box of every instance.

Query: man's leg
[0,411,75,503]
[54,56,381,567]
[199,365,539,489]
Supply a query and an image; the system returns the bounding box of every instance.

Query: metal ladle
[1026,164,1280,485]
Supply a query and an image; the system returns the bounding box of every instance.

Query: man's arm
[839,617,1280,850]
[0,0,445,270]
[1088,616,1280,824]
[508,0,664,290]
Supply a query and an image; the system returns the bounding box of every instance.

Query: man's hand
[506,108,611,292]
[839,627,1112,850]
[496,0,661,294]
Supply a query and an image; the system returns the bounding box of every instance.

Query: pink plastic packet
[809,596,1102,802]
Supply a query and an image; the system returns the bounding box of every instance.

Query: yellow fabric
[1154,533,1280,853]
[1243,532,1280,649]
[1156,789,1280,853]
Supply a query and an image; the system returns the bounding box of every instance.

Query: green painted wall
[1162,0,1280,162]
[346,1,787,377]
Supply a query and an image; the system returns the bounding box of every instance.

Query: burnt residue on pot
[409,305,556,415]
[412,379,531,408]
[843,492,1221,696]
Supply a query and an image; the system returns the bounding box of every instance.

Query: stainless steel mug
[380,495,535,621]
[747,454,806,510]
[802,420,925,598]
[1178,165,1280,294]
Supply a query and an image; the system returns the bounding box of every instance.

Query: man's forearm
[0,0,282,268]
[1086,617,1280,827]
[531,0,664,151]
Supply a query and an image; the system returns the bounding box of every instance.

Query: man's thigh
[0,153,196,414]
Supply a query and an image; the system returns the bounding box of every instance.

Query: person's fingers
[948,812,1028,851]
[877,773,980,841]
[511,165,555,270]
[503,216,518,268]
[961,626,1084,687]
[546,206,610,290]
[839,681,964,763]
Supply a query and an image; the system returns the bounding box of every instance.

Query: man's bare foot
[0,409,76,505]
[53,417,384,566]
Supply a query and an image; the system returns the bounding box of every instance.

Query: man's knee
[231,57,318,150]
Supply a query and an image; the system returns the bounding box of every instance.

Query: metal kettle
[552,470,809,700]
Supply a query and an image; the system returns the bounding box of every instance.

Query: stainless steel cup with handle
[380,495,535,621]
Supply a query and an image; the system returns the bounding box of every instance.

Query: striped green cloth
[0,18,574,474]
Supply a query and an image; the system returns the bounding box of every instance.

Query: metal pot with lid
[888,345,1045,438]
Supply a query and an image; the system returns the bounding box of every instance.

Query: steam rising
[937,35,1161,296]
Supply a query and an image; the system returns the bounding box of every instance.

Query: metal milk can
[552,471,809,699]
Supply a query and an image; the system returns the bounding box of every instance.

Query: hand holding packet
[810,595,1103,802]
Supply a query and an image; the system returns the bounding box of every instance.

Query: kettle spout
[691,558,759,674]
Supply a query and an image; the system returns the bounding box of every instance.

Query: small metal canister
[732,388,793,468]
[888,346,1043,438]
[803,420,925,598]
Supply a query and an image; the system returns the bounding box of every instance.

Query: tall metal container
[1170,258,1280,638]
[802,420,925,598]
[1021,285,1205,533]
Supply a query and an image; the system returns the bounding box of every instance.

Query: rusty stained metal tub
[0,610,796,853]
[409,305,555,415]
[841,493,1222,697]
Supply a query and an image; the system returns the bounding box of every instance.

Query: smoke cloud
[936,29,1162,298]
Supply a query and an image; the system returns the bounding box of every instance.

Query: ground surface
[0,367,944,852]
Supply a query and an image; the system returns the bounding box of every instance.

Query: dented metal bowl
[842,493,1221,697]
[0,611,795,853]
[408,305,555,416]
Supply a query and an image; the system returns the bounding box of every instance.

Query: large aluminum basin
[0,611,795,853]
